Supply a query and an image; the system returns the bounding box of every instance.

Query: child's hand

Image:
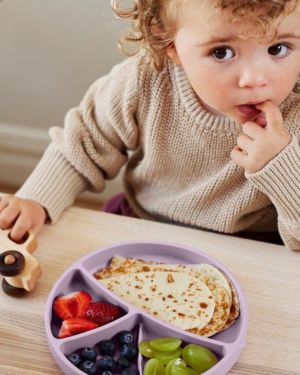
[0,196,47,242]
[230,101,292,173]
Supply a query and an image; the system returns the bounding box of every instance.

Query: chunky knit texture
[16,51,300,250]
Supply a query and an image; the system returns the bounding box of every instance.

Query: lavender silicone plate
[45,241,248,375]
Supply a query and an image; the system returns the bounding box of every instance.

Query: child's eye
[268,43,291,57]
[210,46,235,61]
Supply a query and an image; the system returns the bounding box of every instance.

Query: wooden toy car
[0,229,41,296]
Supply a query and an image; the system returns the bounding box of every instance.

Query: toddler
[0,0,300,250]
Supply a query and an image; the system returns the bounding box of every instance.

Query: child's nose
[238,65,268,89]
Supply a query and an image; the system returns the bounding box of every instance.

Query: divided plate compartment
[45,241,248,375]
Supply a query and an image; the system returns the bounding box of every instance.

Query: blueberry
[121,366,140,375]
[120,344,138,360]
[67,352,81,366]
[81,347,97,361]
[119,331,134,345]
[102,372,113,375]
[80,360,97,375]
[97,356,116,372]
[98,339,116,356]
[117,356,131,369]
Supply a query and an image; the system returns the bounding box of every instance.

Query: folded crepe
[96,256,240,337]
[100,271,215,331]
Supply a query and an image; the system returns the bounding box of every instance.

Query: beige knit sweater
[17,51,300,250]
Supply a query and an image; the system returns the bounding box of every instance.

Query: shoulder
[89,50,159,97]
[85,50,173,113]
[109,50,174,99]
[122,49,172,89]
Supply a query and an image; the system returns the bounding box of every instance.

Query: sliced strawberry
[84,301,123,326]
[58,317,97,338]
[53,290,92,320]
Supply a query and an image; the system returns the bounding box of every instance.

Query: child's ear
[166,42,181,65]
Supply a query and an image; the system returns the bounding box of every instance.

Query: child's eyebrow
[276,33,300,40]
[198,32,300,46]
[197,35,238,46]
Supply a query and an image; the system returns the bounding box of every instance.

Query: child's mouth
[237,104,262,116]
[237,102,267,126]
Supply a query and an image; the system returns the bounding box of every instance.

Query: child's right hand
[0,195,47,242]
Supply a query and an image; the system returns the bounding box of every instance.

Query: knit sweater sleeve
[16,54,142,222]
[245,134,300,251]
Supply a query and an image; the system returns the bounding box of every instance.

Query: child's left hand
[230,101,292,173]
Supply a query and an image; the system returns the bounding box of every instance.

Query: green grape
[150,338,182,352]
[182,344,218,372]
[154,347,182,365]
[144,358,165,375]
[165,358,187,375]
[170,365,198,375]
[139,341,156,358]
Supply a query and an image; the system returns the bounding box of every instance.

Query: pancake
[95,256,239,336]
[99,271,215,331]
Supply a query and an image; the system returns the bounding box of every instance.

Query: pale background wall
[0,0,127,202]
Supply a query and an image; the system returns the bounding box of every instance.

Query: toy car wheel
[2,278,28,297]
[0,250,25,277]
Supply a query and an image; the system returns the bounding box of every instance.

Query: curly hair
[111,0,298,71]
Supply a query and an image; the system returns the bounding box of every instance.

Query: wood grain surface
[0,203,299,375]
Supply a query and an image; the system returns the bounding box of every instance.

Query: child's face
[167,1,300,124]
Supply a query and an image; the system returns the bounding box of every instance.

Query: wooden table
[1,204,299,375]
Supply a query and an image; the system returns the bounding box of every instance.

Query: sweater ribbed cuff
[16,143,88,223]
[245,134,300,223]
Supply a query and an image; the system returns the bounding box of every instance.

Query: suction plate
[45,241,248,375]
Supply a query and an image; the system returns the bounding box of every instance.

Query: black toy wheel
[0,250,25,277]
[2,278,28,297]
